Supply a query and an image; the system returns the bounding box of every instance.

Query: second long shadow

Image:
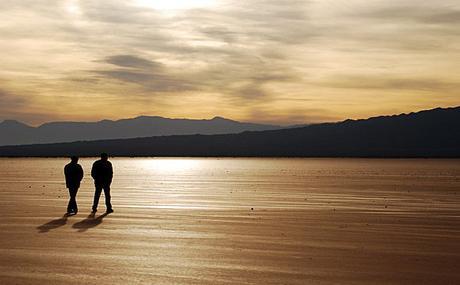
[72,212,109,232]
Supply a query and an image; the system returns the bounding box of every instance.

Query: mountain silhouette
[0,106,459,157]
[0,116,281,146]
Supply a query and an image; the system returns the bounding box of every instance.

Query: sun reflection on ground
[140,158,201,173]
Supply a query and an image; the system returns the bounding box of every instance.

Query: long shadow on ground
[72,212,109,232]
[37,214,71,233]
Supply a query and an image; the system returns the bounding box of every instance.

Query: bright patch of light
[141,158,201,173]
[134,0,216,11]
[66,0,81,15]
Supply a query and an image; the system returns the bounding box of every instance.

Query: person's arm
[78,165,84,182]
[64,165,70,188]
[91,162,96,180]
[108,162,113,183]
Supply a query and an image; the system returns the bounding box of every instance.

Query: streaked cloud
[0,0,459,125]
[104,55,162,69]
[320,75,460,92]
[356,5,460,24]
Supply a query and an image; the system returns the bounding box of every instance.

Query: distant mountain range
[0,116,281,146]
[1,106,459,157]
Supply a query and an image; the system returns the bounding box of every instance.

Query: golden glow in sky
[0,0,459,125]
[134,0,216,11]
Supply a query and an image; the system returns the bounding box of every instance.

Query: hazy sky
[1,0,459,125]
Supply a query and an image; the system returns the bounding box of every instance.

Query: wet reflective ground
[0,158,459,284]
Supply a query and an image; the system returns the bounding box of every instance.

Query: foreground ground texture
[0,158,459,284]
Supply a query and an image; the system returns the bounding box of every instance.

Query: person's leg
[92,185,102,212]
[71,187,79,213]
[103,185,112,212]
[67,187,78,213]
[67,188,74,213]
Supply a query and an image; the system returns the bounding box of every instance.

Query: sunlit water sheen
[0,158,459,284]
[2,157,459,212]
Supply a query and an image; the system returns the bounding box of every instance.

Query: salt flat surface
[0,158,459,284]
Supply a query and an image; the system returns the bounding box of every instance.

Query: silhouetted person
[91,153,113,213]
[64,156,83,215]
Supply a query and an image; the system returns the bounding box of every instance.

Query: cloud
[78,0,310,99]
[301,1,458,56]
[93,55,195,92]
[237,85,268,99]
[321,75,460,92]
[94,69,195,92]
[356,5,460,25]
[0,89,25,108]
[104,55,163,69]
[0,0,460,125]
[91,54,194,92]
[0,88,55,124]
[247,107,338,125]
[93,51,298,98]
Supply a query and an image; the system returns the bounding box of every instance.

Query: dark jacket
[91,160,113,186]
[64,162,84,188]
